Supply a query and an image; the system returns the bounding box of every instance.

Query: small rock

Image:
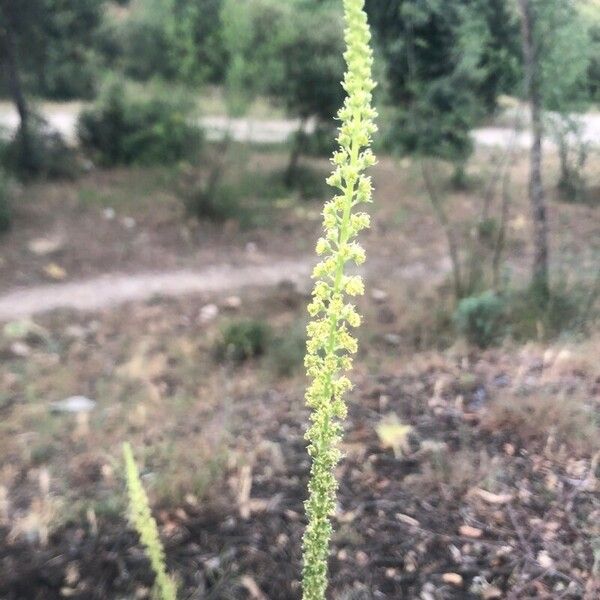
[442,573,463,587]
[371,288,389,303]
[50,396,96,414]
[383,333,401,347]
[555,349,572,365]
[245,242,258,254]
[199,304,219,324]
[204,556,221,571]
[10,341,31,357]
[122,217,136,229]
[420,583,436,600]
[103,208,115,220]
[28,236,64,256]
[223,296,242,310]
[537,550,554,569]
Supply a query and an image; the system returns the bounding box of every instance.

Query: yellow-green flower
[301,1,377,598]
[123,443,177,600]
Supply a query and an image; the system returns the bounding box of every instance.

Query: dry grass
[482,389,599,455]
[405,446,500,501]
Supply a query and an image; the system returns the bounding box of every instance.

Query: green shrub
[454,291,507,348]
[78,81,202,166]
[182,177,244,223]
[508,282,594,341]
[180,159,300,226]
[267,321,307,377]
[301,127,338,159]
[455,282,599,346]
[1,116,78,180]
[0,170,12,233]
[215,320,271,364]
[282,164,330,200]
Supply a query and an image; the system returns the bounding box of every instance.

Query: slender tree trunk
[1,13,27,127]
[285,118,307,188]
[557,126,570,190]
[421,160,464,300]
[492,168,512,292]
[518,0,550,301]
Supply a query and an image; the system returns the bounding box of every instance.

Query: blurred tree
[221,0,289,118]
[517,0,593,299]
[542,2,592,201]
[589,25,600,102]
[579,0,600,101]
[0,0,102,101]
[103,0,226,86]
[365,0,486,183]
[0,0,32,161]
[517,0,548,300]
[112,0,177,81]
[271,4,345,184]
[171,0,226,84]
[0,0,102,173]
[365,1,523,299]
[470,0,521,112]
[221,0,345,185]
[34,0,103,99]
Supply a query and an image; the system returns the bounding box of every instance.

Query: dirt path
[0,254,456,321]
[0,259,313,321]
[2,102,599,147]
[0,102,312,145]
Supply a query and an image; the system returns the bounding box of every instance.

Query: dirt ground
[0,146,599,599]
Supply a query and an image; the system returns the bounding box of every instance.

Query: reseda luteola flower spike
[301,1,377,598]
[123,443,177,600]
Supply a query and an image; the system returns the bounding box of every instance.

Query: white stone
[50,396,96,414]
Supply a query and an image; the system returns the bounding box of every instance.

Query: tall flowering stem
[123,443,177,600]
[302,1,377,598]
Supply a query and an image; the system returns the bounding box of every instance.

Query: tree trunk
[421,160,464,300]
[518,0,550,301]
[285,119,307,188]
[557,125,570,190]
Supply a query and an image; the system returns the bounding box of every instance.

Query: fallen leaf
[237,465,252,520]
[240,575,267,600]
[376,413,413,457]
[459,525,483,538]
[43,262,67,281]
[510,214,527,231]
[395,513,420,528]
[442,573,463,586]
[471,488,513,505]
[482,586,503,599]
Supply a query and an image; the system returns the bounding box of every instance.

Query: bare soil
[0,148,599,599]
